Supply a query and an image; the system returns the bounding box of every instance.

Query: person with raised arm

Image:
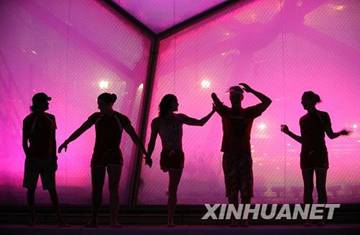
[211,83,271,226]
[147,94,215,227]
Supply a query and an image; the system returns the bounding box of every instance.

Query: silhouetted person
[211,83,271,225]
[58,93,148,227]
[22,92,66,226]
[281,91,350,206]
[147,94,215,226]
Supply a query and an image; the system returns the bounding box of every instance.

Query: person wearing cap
[22,92,66,226]
[58,92,149,227]
[211,83,271,225]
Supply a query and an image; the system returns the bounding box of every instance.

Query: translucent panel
[114,0,226,32]
[0,0,150,205]
[138,0,360,204]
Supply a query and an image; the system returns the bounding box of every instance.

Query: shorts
[300,149,329,169]
[23,157,57,190]
[222,153,253,199]
[91,148,123,167]
[160,149,184,172]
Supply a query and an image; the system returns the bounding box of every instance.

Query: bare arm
[147,119,159,159]
[123,123,148,155]
[240,83,272,113]
[22,123,30,157]
[124,122,152,166]
[58,119,93,153]
[281,124,302,144]
[211,93,226,115]
[322,113,350,139]
[179,109,215,126]
[326,129,350,139]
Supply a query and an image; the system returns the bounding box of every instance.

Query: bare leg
[107,164,122,227]
[302,169,314,225]
[87,166,106,227]
[302,169,314,204]
[240,196,251,227]
[27,188,36,226]
[48,188,67,226]
[167,169,183,227]
[315,168,327,226]
[228,191,239,227]
[315,168,327,204]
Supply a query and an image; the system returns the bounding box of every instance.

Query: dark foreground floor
[1,224,360,235]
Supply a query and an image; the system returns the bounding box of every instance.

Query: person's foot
[167,219,175,227]
[57,217,70,227]
[240,219,249,227]
[85,218,98,228]
[303,219,312,226]
[110,220,123,228]
[28,217,37,227]
[316,219,325,226]
[229,219,238,227]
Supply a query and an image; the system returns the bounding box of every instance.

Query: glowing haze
[138,0,360,204]
[0,0,150,205]
[0,0,359,206]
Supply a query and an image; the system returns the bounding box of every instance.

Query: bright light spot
[98,80,109,90]
[357,140,360,143]
[334,5,344,11]
[201,79,211,89]
[258,123,267,131]
[138,83,144,90]
[352,124,358,129]
[225,32,230,36]
[250,13,257,22]
[287,143,291,146]
[297,0,303,7]
[221,52,226,56]
[31,49,37,55]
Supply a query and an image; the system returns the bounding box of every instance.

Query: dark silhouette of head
[31,92,51,112]
[97,93,117,112]
[228,86,244,107]
[301,91,321,111]
[159,94,178,117]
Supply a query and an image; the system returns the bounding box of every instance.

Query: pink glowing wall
[138,0,360,204]
[113,0,226,32]
[0,0,150,205]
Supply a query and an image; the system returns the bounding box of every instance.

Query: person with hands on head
[147,94,215,227]
[58,93,149,227]
[281,91,350,214]
[211,83,271,226]
[22,92,67,227]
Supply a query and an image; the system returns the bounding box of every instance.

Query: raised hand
[212,104,216,112]
[211,92,219,100]
[280,124,289,133]
[239,83,253,92]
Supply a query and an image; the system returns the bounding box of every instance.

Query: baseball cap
[228,86,244,95]
[32,92,51,104]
